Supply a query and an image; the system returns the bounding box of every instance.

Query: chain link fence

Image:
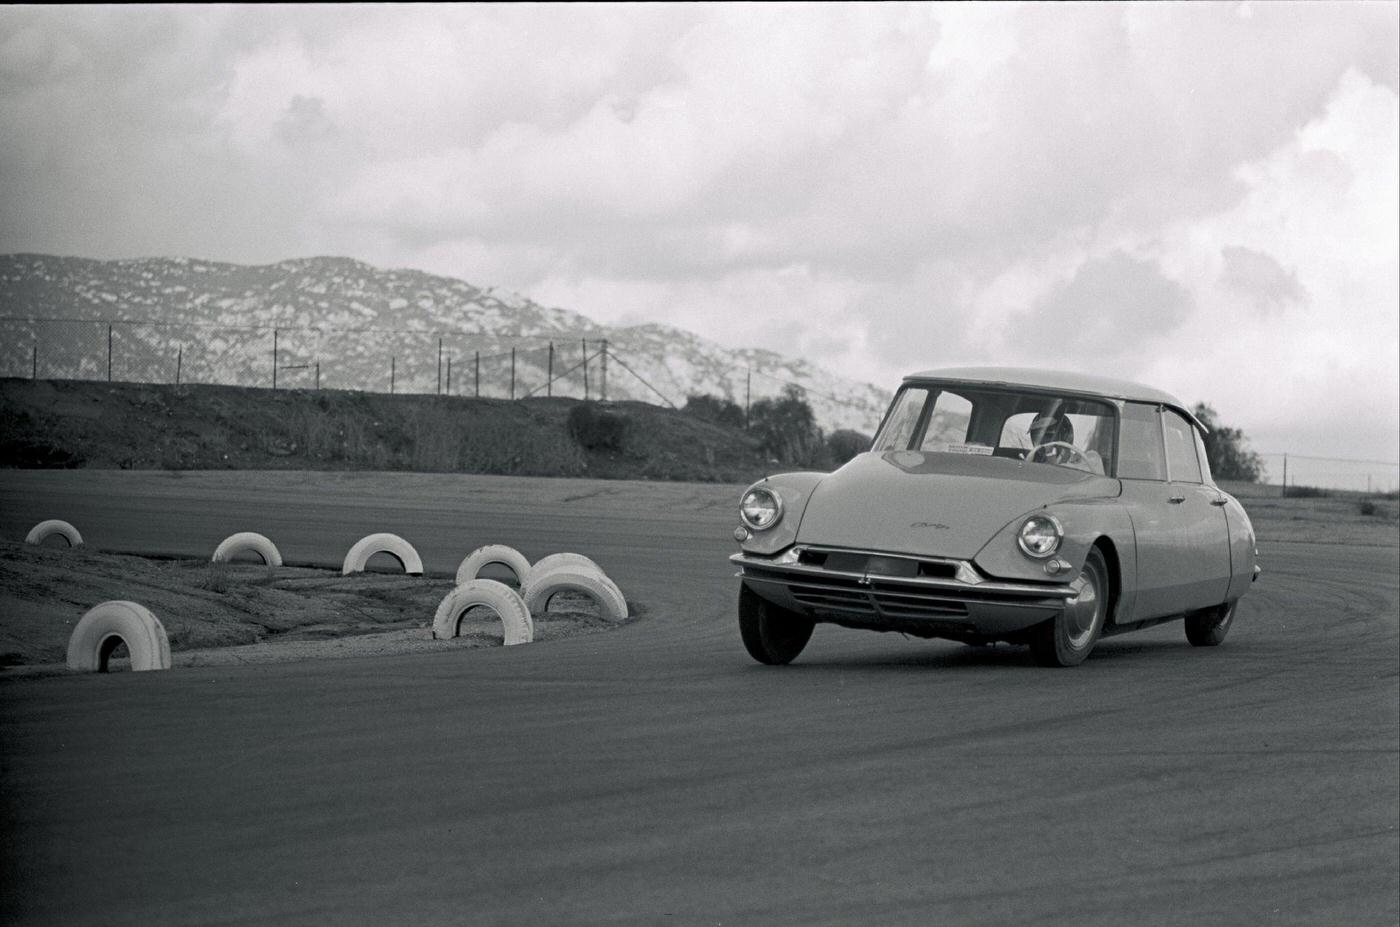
[1,317,626,402]
[5,316,1395,493]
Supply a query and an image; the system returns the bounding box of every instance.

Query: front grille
[797,549,958,580]
[783,572,970,621]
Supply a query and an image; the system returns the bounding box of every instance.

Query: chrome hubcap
[1064,566,1102,649]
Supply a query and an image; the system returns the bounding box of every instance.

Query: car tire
[1185,600,1236,647]
[738,584,814,666]
[1029,546,1109,667]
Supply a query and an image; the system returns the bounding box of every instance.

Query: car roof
[903,366,1206,431]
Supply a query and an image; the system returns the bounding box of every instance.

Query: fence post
[547,342,554,397]
[390,356,396,395]
[475,351,480,398]
[745,367,751,430]
[107,323,113,382]
[583,339,589,400]
[600,339,608,401]
[437,337,443,396]
[272,328,279,390]
[510,348,516,399]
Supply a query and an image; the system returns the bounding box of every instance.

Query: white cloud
[0,3,1395,461]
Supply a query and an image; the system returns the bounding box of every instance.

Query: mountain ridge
[0,253,889,431]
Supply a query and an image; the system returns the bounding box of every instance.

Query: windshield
[872,383,1119,475]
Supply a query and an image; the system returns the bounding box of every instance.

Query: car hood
[794,450,1120,560]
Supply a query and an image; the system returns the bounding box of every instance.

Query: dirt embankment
[1,539,637,672]
[0,377,772,482]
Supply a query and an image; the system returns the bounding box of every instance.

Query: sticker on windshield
[931,443,994,455]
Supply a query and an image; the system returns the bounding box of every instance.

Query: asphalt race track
[2,470,1397,926]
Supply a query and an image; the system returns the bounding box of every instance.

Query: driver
[1028,411,1104,473]
[1029,411,1074,459]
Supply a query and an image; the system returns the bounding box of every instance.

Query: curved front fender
[973,499,1135,586]
[736,472,825,556]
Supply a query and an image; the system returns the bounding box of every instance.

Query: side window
[1118,402,1167,480]
[1163,410,1203,483]
[919,391,974,450]
[1193,427,1215,484]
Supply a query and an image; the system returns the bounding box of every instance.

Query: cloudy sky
[2,2,1397,462]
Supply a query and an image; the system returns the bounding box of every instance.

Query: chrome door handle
[1168,495,1186,504]
[1209,498,1229,506]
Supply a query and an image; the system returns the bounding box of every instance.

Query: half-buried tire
[455,544,532,586]
[524,568,628,623]
[25,519,83,547]
[66,601,171,673]
[433,580,534,646]
[342,533,424,576]
[521,552,602,597]
[212,531,283,566]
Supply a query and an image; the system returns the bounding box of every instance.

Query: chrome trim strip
[730,553,1075,599]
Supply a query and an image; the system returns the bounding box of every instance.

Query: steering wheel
[1029,441,1090,467]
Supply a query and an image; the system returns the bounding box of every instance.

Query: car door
[1119,404,1232,620]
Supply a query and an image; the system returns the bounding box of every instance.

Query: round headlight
[740,487,783,531]
[1017,514,1063,558]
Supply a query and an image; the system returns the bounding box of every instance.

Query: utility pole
[745,367,752,430]
[436,337,443,395]
[475,351,480,398]
[600,339,608,401]
[272,329,279,389]
[315,361,320,391]
[582,338,589,400]
[547,342,554,397]
[107,324,113,382]
[446,358,453,396]
[1282,454,1288,496]
[31,344,37,380]
[390,356,396,395]
[176,346,182,386]
[510,348,516,399]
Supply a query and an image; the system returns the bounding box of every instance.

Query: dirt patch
[0,540,639,675]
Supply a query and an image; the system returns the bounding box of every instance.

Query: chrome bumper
[731,550,1073,638]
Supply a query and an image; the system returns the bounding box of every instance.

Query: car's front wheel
[1185,600,1236,647]
[1029,546,1109,667]
[738,584,814,665]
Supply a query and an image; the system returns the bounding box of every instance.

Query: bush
[750,385,824,467]
[826,429,871,466]
[567,403,630,451]
[1283,484,1329,498]
[684,393,745,430]
[1192,403,1265,482]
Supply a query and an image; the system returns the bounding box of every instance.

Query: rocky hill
[0,254,891,432]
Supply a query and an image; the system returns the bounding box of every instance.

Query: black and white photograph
[1,3,1397,924]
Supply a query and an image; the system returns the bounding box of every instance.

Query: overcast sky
[2,3,1397,462]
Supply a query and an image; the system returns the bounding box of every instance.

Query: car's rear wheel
[738,584,814,665]
[1029,546,1109,667]
[1185,600,1236,647]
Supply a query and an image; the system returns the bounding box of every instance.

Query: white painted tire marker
[432,580,534,646]
[66,601,171,673]
[342,533,424,576]
[212,532,283,566]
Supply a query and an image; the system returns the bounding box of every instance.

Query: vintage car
[731,367,1260,667]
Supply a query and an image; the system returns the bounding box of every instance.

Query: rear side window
[1118,403,1166,480]
[1163,410,1204,483]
